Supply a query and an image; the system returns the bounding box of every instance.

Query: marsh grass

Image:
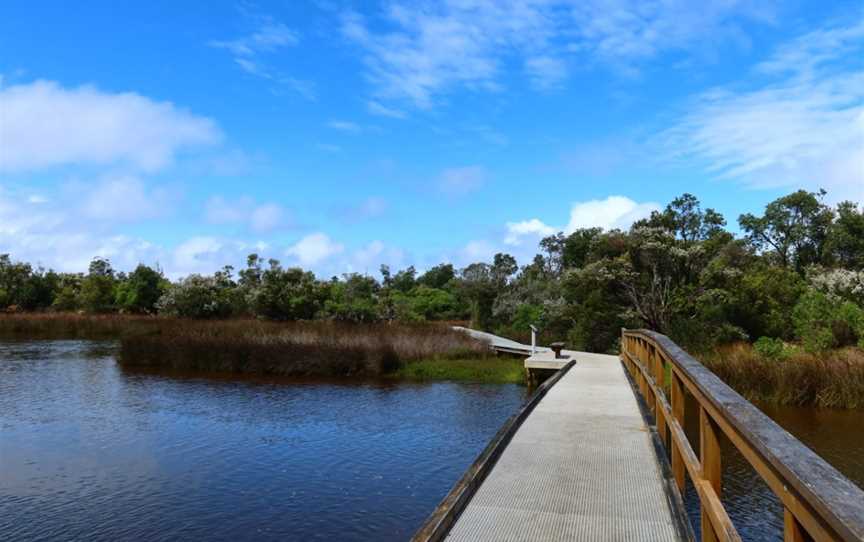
[0,313,165,339]
[117,319,490,378]
[393,357,525,384]
[700,343,864,409]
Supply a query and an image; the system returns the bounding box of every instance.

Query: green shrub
[753,336,787,359]
[793,289,864,352]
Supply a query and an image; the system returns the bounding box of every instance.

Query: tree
[391,266,417,293]
[324,273,380,322]
[739,189,834,272]
[79,258,117,313]
[115,264,165,313]
[827,201,864,269]
[417,263,455,290]
[155,274,236,318]
[250,260,325,320]
[457,263,497,329]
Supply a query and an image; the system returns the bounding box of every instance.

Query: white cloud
[0,80,220,172]
[80,175,175,222]
[565,196,659,231]
[439,165,487,196]
[505,218,556,246]
[328,120,362,133]
[204,195,287,233]
[0,186,164,273]
[504,195,659,247]
[665,17,864,202]
[343,1,776,109]
[286,233,344,266]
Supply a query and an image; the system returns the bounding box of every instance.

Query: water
[3,341,863,541]
[0,340,526,541]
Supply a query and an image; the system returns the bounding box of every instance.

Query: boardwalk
[418,329,864,542]
[446,350,687,541]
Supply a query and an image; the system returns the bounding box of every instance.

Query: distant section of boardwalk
[453,326,549,356]
[445,350,686,541]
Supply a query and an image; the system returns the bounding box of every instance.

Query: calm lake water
[2,340,862,541]
[0,340,526,541]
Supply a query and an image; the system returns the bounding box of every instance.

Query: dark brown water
[0,340,526,541]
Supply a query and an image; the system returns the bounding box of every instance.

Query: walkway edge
[411,360,576,542]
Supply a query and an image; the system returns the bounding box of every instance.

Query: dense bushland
[2,189,864,400]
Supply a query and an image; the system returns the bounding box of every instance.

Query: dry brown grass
[0,314,492,378]
[0,313,164,338]
[700,343,864,409]
[118,320,488,377]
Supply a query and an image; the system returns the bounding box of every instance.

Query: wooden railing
[621,329,864,542]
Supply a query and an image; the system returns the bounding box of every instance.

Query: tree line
[2,189,863,353]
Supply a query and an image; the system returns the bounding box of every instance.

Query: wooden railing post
[670,370,686,492]
[700,406,722,542]
[654,348,668,448]
[784,509,813,542]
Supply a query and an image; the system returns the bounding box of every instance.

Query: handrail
[621,329,864,542]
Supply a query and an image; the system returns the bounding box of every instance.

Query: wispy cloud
[438,165,488,197]
[525,55,568,90]
[342,1,776,110]
[328,120,362,133]
[204,195,289,234]
[210,14,315,99]
[367,100,406,119]
[665,16,864,202]
[337,196,388,223]
[210,21,298,57]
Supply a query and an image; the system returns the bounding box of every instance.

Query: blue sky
[1,1,862,278]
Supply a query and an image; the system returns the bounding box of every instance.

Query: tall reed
[700,343,864,409]
[117,320,489,377]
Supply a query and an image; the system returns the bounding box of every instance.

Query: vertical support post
[671,370,686,491]
[783,508,811,542]
[530,325,537,355]
[700,406,722,542]
[654,348,667,446]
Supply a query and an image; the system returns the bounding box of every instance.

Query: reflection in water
[0,341,526,542]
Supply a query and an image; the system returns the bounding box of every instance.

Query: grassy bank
[392,357,525,384]
[700,343,864,409]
